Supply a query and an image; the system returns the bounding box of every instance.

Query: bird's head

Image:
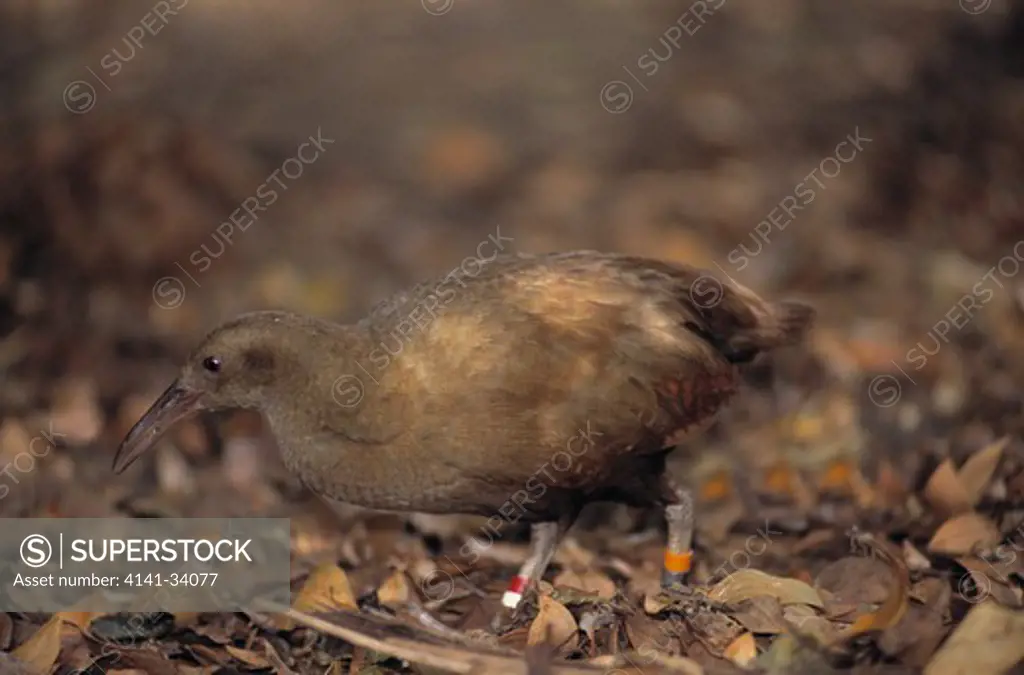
[113,310,341,473]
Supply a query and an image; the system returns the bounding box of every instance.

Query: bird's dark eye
[202,356,222,373]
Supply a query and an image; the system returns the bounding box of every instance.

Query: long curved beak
[113,381,202,474]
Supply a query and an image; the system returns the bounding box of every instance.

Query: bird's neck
[257,324,388,479]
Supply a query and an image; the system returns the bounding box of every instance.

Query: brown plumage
[114,250,815,620]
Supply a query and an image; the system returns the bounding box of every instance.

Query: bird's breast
[273,430,502,514]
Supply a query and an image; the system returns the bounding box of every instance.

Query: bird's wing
[346,252,813,473]
[482,252,814,453]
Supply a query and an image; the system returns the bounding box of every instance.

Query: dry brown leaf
[623,611,685,659]
[724,632,758,668]
[928,513,1002,556]
[643,592,671,615]
[792,529,836,555]
[815,556,893,607]
[178,665,220,675]
[190,623,232,645]
[728,596,788,634]
[924,602,1024,675]
[225,645,272,669]
[187,643,234,667]
[879,579,951,668]
[689,609,745,655]
[708,569,824,608]
[552,569,616,599]
[11,615,62,675]
[838,539,910,641]
[923,459,973,518]
[114,643,204,674]
[958,436,1009,506]
[527,595,578,649]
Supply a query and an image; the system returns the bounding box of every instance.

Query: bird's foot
[490,574,531,634]
[490,604,522,634]
[660,569,691,593]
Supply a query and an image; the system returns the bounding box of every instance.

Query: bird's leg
[490,517,573,633]
[661,475,695,588]
[502,520,561,610]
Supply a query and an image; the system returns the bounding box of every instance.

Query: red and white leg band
[501,575,529,608]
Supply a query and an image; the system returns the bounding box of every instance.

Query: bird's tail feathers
[718,300,815,363]
[766,300,816,346]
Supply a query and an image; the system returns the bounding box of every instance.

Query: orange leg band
[663,549,693,575]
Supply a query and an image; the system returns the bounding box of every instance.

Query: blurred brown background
[2,1,1024,672]
[0,0,1023,602]
[0,0,1022,514]
[0,0,1019,513]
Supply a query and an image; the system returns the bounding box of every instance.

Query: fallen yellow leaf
[724,632,758,668]
[293,563,358,614]
[377,570,412,610]
[527,595,578,650]
[275,563,358,630]
[708,569,824,608]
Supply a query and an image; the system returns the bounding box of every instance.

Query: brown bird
[114,251,814,618]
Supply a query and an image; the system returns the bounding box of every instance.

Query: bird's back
[333,251,813,514]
